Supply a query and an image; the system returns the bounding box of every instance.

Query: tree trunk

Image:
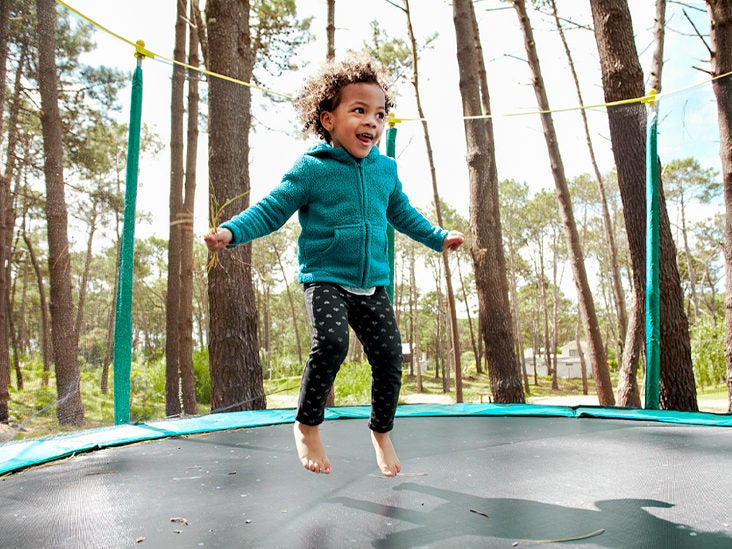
[649,0,667,93]
[589,0,696,410]
[74,206,97,337]
[0,0,12,422]
[273,242,303,364]
[457,254,480,375]
[101,181,122,394]
[678,191,700,319]
[36,0,84,425]
[178,3,201,416]
[400,0,462,401]
[705,0,732,412]
[548,0,627,357]
[22,225,51,385]
[206,0,265,412]
[326,0,335,61]
[453,0,523,403]
[165,0,187,417]
[410,244,422,392]
[513,0,614,404]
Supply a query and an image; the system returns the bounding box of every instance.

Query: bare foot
[371,430,401,477]
[293,421,331,474]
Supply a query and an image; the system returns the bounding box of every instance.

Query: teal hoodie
[220,143,448,289]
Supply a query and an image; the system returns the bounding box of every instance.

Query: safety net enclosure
[1,404,731,548]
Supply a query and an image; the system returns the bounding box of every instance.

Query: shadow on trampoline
[331,482,732,548]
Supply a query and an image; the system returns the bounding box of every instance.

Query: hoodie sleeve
[220,162,310,246]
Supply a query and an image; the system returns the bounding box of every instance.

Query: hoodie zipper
[358,161,369,288]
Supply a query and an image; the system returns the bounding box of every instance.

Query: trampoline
[1,404,731,548]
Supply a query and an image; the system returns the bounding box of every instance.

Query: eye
[376,112,386,120]
[354,107,365,114]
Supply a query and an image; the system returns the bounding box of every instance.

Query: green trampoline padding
[1,403,729,475]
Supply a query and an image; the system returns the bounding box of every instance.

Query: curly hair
[295,56,395,143]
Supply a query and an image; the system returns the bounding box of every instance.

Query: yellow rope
[55,0,293,100]
[55,0,730,123]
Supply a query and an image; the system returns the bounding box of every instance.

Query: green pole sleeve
[113,62,144,424]
[385,126,397,302]
[644,103,660,410]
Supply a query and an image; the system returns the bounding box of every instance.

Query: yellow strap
[55,0,292,99]
[55,0,732,120]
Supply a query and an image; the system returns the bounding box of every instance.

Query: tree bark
[36,0,84,425]
[589,0,697,410]
[0,0,12,422]
[400,0,462,401]
[326,0,335,61]
[206,0,265,412]
[178,2,201,416]
[706,0,732,412]
[513,0,614,404]
[165,0,187,417]
[453,0,523,403]
[548,0,627,357]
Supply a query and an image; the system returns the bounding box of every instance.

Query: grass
[4,363,728,442]
[262,369,604,406]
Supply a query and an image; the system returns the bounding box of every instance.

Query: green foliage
[265,352,305,379]
[193,349,211,405]
[691,318,725,389]
[129,359,166,421]
[335,361,374,406]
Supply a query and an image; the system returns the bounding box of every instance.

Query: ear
[320,111,334,132]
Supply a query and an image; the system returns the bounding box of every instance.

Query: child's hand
[443,230,465,252]
[204,228,233,251]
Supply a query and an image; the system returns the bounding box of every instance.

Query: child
[205,57,464,476]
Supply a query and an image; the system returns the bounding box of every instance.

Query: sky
[61,0,720,248]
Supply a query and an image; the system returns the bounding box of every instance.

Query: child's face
[320,82,387,158]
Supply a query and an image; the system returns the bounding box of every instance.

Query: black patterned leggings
[296,282,403,433]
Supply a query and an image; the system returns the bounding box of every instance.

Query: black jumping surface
[1,415,730,548]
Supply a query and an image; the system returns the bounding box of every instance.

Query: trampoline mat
[1,415,730,548]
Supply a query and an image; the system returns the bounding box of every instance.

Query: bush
[691,318,725,389]
[129,358,166,421]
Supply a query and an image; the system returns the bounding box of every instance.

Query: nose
[365,111,381,127]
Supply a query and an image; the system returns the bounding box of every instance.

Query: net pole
[385,121,397,302]
[644,91,660,410]
[113,55,144,424]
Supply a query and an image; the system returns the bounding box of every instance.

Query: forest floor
[266,374,729,413]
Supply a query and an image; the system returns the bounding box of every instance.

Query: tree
[36,0,84,425]
[589,0,697,410]
[525,190,559,387]
[178,1,202,416]
[326,0,334,60]
[452,0,523,403]
[706,0,732,412]
[546,0,628,358]
[164,0,187,417]
[165,0,198,417]
[513,0,614,405]
[499,179,530,390]
[388,0,463,401]
[663,158,721,321]
[205,0,265,412]
[0,0,10,423]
